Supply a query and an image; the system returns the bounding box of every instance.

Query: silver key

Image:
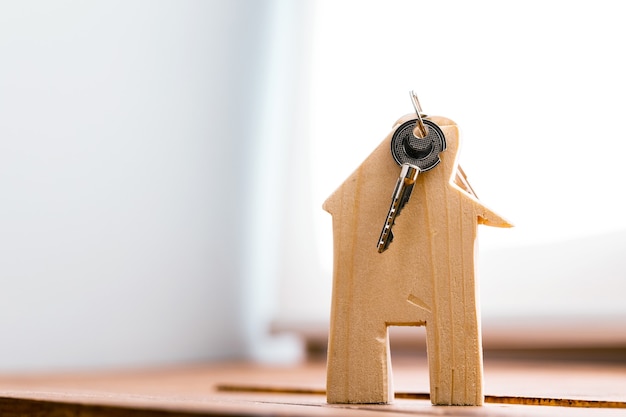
[377,163,419,253]
[377,117,446,253]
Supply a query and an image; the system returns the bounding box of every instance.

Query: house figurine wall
[323,113,511,405]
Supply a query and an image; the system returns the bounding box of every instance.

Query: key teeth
[377,230,394,253]
[399,183,415,210]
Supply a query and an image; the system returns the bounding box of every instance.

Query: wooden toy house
[324,114,511,405]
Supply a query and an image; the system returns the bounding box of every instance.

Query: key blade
[377,164,420,253]
[377,228,394,253]
[377,177,404,253]
[398,182,415,213]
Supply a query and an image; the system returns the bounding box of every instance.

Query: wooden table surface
[1,356,626,416]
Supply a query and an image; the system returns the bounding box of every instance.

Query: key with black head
[377,112,446,253]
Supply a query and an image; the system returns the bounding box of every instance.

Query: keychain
[323,92,511,405]
[378,92,446,253]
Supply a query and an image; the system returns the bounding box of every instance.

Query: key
[377,163,419,253]
[377,117,446,253]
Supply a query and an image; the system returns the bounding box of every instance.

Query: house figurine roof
[324,113,511,229]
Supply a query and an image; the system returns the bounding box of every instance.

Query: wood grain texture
[220,384,626,409]
[1,360,625,417]
[323,114,511,405]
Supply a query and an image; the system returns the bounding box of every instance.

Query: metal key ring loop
[409,91,428,138]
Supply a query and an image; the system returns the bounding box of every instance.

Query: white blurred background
[1,0,625,372]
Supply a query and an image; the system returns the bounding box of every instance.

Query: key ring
[409,91,428,138]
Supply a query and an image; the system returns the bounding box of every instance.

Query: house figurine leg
[327,320,394,404]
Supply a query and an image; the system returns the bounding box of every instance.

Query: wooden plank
[0,360,625,416]
[219,384,626,409]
